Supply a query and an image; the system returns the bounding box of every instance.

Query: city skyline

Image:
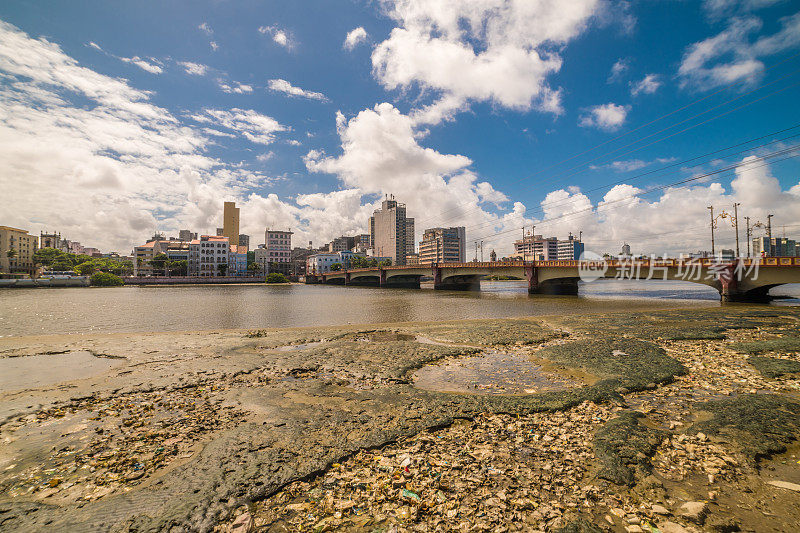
[1,1,800,257]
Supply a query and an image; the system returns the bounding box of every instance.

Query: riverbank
[1,308,799,531]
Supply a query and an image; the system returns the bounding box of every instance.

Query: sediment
[0,307,799,532]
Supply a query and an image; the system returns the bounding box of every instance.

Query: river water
[1,280,799,337]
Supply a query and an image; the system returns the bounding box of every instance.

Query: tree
[169,260,188,276]
[248,262,261,273]
[265,272,289,284]
[330,263,342,271]
[150,253,168,275]
[217,263,228,276]
[378,259,392,267]
[90,271,124,286]
[33,248,62,267]
[74,260,99,276]
[6,248,17,259]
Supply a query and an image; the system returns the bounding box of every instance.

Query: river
[1,280,799,337]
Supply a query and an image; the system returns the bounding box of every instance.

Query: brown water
[1,280,798,337]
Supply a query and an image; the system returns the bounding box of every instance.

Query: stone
[677,501,708,525]
[659,521,690,533]
[766,480,800,492]
[651,504,670,515]
[229,512,253,533]
[625,525,643,533]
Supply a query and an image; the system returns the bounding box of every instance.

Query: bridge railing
[319,257,800,276]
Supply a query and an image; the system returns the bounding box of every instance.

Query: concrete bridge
[305,257,800,302]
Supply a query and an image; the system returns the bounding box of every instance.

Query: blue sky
[1,0,800,255]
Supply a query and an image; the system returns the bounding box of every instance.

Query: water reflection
[0,280,797,337]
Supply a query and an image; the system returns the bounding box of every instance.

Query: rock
[659,521,690,533]
[677,501,708,525]
[766,480,800,492]
[229,512,253,533]
[625,525,643,533]
[651,504,670,515]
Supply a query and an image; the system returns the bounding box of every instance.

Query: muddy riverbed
[1,308,799,532]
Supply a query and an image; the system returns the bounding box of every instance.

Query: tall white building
[369,195,415,265]
[189,235,229,276]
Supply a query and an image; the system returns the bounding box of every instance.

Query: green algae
[594,411,666,486]
[406,318,566,346]
[690,394,800,460]
[747,355,800,378]
[733,336,800,355]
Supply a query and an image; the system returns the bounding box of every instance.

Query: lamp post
[733,203,740,258]
[708,206,715,256]
[745,216,751,257]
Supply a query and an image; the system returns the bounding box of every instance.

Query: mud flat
[0,309,799,532]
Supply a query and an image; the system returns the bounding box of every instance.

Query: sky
[1,0,800,257]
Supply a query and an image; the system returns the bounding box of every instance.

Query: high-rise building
[1,226,38,276]
[513,234,559,260]
[259,229,293,275]
[369,195,415,265]
[222,201,240,246]
[418,227,466,263]
[179,229,197,242]
[557,234,585,260]
[328,236,358,253]
[753,236,798,257]
[238,234,250,251]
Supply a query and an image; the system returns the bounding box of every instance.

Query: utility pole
[708,206,715,256]
[474,241,478,262]
[767,214,774,256]
[745,216,751,257]
[522,227,525,263]
[733,203,740,258]
[480,241,484,262]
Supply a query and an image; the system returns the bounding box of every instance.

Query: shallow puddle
[0,351,126,393]
[350,331,418,342]
[412,351,584,395]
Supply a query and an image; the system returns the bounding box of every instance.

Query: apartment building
[418,227,466,263]
[0,226,38,277]
[369,196,415,266]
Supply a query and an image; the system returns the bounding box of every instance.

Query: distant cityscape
[2,196,800,280]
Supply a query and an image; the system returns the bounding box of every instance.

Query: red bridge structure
[305,257,800,302]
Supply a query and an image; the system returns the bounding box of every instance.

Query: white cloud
[630,73,661,96]
[344,27,368,50]
[210,41,219,51]
[258,25,294,49]
[88,41,103,51]
[256,152,274,162]
[590,157,678,173]
[267,78,328,102]
[198,22,213,35]
[703,0,783,18]
[178,61,208,76]
[678,13,800,90]
[219,81,254,94]
[608,58,629,82]
[578,103,630,131]
[371,0,601,124]
[119,56,163,74]
[190,108,288,145]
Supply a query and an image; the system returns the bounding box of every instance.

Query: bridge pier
[530,278,580,295]
[381,274,421,289]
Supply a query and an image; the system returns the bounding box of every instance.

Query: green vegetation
[90,271,124,286]
[594,411,665,485]
[265,273,289,284]
[330,263,342,271]
[748,356,800,378]
[733,336,800,355]
[33,247,133,276]
[690,394,800,460]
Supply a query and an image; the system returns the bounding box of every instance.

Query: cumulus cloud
[198,22,213,35]
[210,41,219,51]
[119,56,163,74]
[190,108,288,145]
[178,61,208,76]
[630,73,661,96]
[259,25,294,49]
[678,13,800,90]
[267,79,328,102]
[578,103,630,131]
[218,81,254,94]
[344,27,368,50]
[371,0,601,124]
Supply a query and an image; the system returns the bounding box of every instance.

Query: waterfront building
[621,243,632,257]
[222,202,240,246]
[261,229,293,275]
[39,231,61,250]
[354,234,371,253]
[406,253,419,265]
[513,234,560,260]
[306,252,340,275]
[369,195,415,265]
[557,234,585,260]
[0,226,38,277]
[189,235,229,276]
[752,236,799,257]
[418,226,466,263]
[228,245,248,276]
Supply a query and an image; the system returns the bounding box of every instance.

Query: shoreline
[1,308,799,531]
